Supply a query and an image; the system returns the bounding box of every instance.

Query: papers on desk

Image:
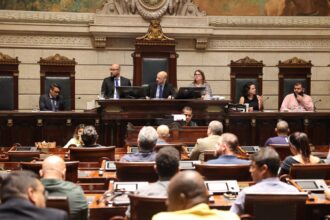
[172,114,186,121]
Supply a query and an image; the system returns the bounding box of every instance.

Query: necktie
[51,99,56,111]
[115,78,119,99]
[159,85,163,98]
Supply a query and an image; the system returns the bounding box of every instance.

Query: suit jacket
[101,76,131,98]
[189,135,221,161]
[0,198,67,220]
[39,94,68,111]
[147,82,176,98]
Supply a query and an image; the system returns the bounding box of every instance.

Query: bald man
[157,125,170,144]
[264,120,290,146]
[207,133,250,164]
[152,171,239,220]
[189,120,223,161]
[40,156,88,220]
[147,71,176,99]
[101,64,131,99]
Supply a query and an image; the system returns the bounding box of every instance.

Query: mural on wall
[0,0,329,16]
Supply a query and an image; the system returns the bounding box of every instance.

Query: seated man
[280,82,314,112]
[152,170,239,220]
[156,125,170,145]
[0,171,67,220]
[120,126,158,162]
[230,147,299,215]
[189,120,223,161]
[126,146,180,218]
[81,125,102,148]
[181,106,197,127]
[40,155,88,220]
[39,83,68,111]
[207,133,250,164]
[264,120,290,146]
[146,71,176,99]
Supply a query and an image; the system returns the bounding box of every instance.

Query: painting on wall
[0,0,329,16]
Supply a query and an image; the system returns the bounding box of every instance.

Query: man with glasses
[0,171,67,220]
[101,64,131,99]
[39,83,68,111]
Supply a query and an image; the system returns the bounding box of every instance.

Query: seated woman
[279,132,323,175]
[239,82,263,111]
[63,124,85,148]
[188,69,212,99]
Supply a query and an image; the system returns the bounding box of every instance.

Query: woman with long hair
[188,69,212,99]
[63,124,85,148]
[239,82,263,111]
[279,132,323,175]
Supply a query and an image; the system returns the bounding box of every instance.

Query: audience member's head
[40,155,66,180]
[249,147,280,183]
[207,120,223,136]
[81,125,98,146]
[216,133,239,155]
[166,171,208,211]
[155,147,180,180]
[0,171,46,208]
[182,106,193,125]
[137,126,158,151]
[288,132,311,162]
[73,124,85,139]
[157,125,170,139]
[275,120,289,136]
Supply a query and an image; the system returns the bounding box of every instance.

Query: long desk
[1,101,330,147]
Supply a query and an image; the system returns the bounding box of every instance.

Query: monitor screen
[117,86,146,99]
[206,182,228,192]
[179,161,194,169]
[175,87,205,99]
[115,183,138,191]
[295,180,318,189]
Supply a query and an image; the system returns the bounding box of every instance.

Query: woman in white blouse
[188,69,212,99]
[64,124,85,148]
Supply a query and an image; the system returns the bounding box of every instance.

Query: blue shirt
[230,177,299,215]
[264,136,288,147]
[207,155,250,165]
[120,151,156,162]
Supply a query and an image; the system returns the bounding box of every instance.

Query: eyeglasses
[110,68,119,71]
[194,73,201,76]
[52,90,60,94]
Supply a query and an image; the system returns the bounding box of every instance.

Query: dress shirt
[152,203,239,220]
[280,93,314,112]
[207,155,250,165]
[120,150,156,162]
[264,136,288,147]
[230,177,299,215]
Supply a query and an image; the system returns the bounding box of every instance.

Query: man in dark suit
[39,83,68,111]
[147,71,176,99]
[101,64,131,99]
[0,171,67,220]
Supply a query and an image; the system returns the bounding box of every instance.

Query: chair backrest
[115,162,158,182]
[46,196,70,219]
[69,146,115,162]
[289,163,330,179]
[20,161,79,183]
[244,192,308,220]
[129,194,167,220]
[203,150,218,162]
[195,163,252,181]
[268,144,291,161]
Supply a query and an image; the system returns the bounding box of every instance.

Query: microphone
[263,96,270,103]
[313,99,321,112]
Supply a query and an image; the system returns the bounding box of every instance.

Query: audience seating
[195,164,252,181]
[20,161,79,183]
[115,162,158,182]
[203,150,218,162]
[241,192,308,220]
[289,163,330,180]
[268,144,291,161]
[69,146,115,162]
[128,194,167,220]
[46,196,70,219]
